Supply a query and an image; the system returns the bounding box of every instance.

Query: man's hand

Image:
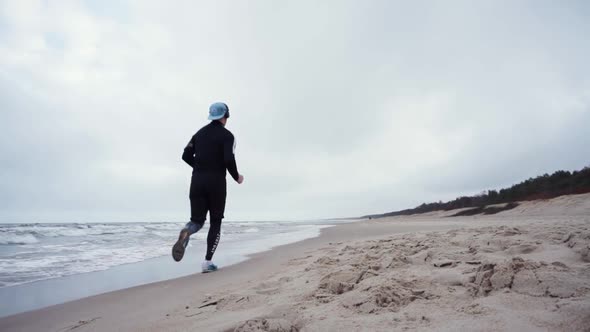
[238,174,244,184]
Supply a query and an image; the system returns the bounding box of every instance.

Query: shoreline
[0,221,333,318]
[0,219,466,332]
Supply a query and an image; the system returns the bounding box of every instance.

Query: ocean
[0,220,341,317]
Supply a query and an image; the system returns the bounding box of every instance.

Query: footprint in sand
[339,278,429,314]
[506,243,538,255]
[232,318,298,332]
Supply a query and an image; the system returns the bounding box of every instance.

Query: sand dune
[499,193,590,217]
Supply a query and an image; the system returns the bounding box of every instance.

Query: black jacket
[182,121,240,182]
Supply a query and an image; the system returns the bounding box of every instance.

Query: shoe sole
[172,230,188,262]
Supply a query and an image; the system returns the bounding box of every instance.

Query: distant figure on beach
[172,102,244,273]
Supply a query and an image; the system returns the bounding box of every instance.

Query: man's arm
[182,136,196,167]
[223,133,240,182]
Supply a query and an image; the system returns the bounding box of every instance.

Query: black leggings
[188,174,226,260]
[184,219,221,261]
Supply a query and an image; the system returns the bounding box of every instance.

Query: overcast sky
[1,1,589,223]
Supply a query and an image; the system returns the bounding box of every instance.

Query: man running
[172,102,244,273]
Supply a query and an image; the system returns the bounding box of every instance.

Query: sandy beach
[2,1,589,330]
[1,194,589,332]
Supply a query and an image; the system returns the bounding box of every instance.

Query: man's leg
[172,178,209,262]
[205,178,227,262]
[180,220,203,247]
[205,218,222,261]
[182,184,209,246]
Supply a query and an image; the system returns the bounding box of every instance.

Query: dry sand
[1,194,590,332]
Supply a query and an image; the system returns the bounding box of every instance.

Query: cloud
[0,0,589,222]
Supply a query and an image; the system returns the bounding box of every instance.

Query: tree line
[365,166,590,218]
